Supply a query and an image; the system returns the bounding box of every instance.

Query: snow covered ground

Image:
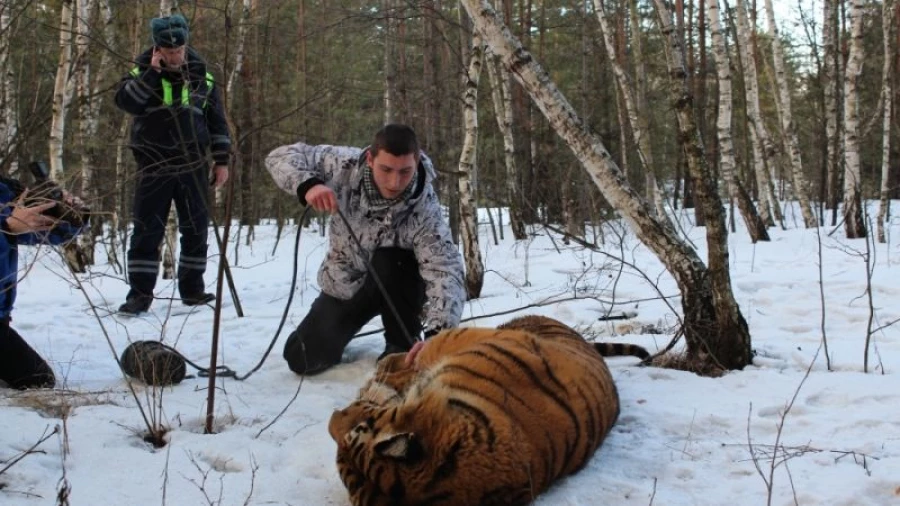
[1,206,898,505]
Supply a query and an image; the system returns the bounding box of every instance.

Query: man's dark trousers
[283,248,426,375]
[0,318,55,389]
[126,158,210,300]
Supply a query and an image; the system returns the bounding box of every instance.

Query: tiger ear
[374,432,423,461]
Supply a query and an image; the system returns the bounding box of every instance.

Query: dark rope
[335,208,419,347]
[176,204,420,382]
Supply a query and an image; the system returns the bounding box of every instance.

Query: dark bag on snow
[120,341,187,386]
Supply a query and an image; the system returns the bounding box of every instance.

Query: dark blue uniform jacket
[0,179,81,319]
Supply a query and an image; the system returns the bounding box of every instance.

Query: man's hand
[305,184,338,213]
[212,165,229,188]
[5,190,56,234]
[150,47,164,73]
[404,340,426,368]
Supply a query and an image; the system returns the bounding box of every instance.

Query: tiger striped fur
[499,315,650,360]
[328,315,647,506]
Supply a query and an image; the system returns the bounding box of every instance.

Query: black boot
[182,292,215,306]
[118,295,153,315]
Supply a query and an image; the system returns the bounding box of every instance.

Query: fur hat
[150,14,189,48]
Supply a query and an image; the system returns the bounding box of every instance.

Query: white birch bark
[459,0,751,369]
[383,0,395,123]
[629,0,670,226]
[876,0,893,243]
[485,1,525,240]
[842,0,867,239]
[49,0,75,180]
[74,0,99,264]
[763,0,816,228]
[706,0,768,242]
[592,0,674,230]
[458,31,484,299]
[734,0,781,227]
[0,5,18,172]
[650,0,749,365]
[226,0,253,113]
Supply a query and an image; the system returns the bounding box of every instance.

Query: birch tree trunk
[49,0,75,180]
[383,0,396,123]
[706,0,768,242]
[877,0,894,243]
[823,0,841,224]
[651,0,749,368]
[842,0,867,239]
[458,31,485,299]
[461,0,751,371]
[0,4,18,172]
[763,0,817,228]
[74,0,101,265]
[628,0,670,224]
[876,0,894,243]
[160,0,177,279]
[226,0,253,113]
[483,0,525,240]
[0,4,18,171]
[593,0,675,231]
[485,54,526,240]
[734,0,781,227]
[50,0,90,272]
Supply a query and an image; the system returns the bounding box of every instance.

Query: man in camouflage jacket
[265,124,465,374]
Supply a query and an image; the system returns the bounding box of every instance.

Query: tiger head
[329,401,423,461]
[328,398,444,506]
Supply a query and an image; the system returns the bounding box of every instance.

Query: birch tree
[0,3,18,171]
[763,0,816,228]
[73,0,96,264]
[733,0,781,227]
[49,0,92,271]
[842,0,867,239]
[484,2,526,240]
[593,0,674,230]
[74,0,117,265]
[226,0,253,113]
[876,0,893,243]
[458,31,485,299]
[383,0,396,123]
[160,0,177,280]
[706,0,768,242]
[49,0,75,181]
[460,0,751,371]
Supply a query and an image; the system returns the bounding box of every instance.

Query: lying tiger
[328,315,649,506]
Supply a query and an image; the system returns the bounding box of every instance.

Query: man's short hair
[371,124,419,158]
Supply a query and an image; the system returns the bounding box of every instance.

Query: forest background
[2,0,897,235]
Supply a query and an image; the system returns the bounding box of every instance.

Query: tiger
[327,315,649,506]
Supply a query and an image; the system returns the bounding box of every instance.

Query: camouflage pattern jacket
[265,142,465,331]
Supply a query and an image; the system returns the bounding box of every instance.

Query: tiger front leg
[336,453,397,506]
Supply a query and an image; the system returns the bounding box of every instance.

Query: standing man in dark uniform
[114,14,231,315]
